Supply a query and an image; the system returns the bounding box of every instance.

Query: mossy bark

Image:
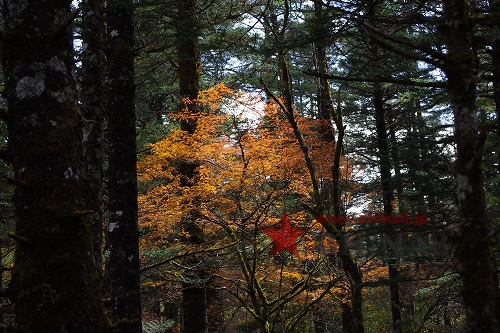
[82,0,105,283]
[106,0,142,331]
[3,0,107,331]
[442,1,498,331]
[491,0,500,135]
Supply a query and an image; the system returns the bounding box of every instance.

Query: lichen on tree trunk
[106,0,142,331]
[442,0,498,331]
[82,0,105,283]
[3,0,107,331]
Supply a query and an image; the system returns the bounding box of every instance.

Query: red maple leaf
[260,210,309,258]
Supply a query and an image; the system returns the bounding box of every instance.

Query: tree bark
[175,1,208,332]
[106,0,142,331]
[314,4,335,145]
[490,0,500,135]
[442,1,498,331]
[388,107,406,215]
[82,0,105,282]
[373,85,402,333]
[206,287,225,333]
[313,22,363,329]
[3,0,107,331]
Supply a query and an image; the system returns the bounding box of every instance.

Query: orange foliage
[138,83,362,313]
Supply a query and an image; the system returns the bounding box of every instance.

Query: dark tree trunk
[206,287,225,333]
[314,3,335,145]
[341,302,354,333]
[442,1,498,331]
[405,110,426,215]
[183,285,207,333]
[3,0,107,331]
[311,5,365,332]
[373,85,402,333]
[313,1,335,211]
[175,1,207,332]
[106,0,142,331]
[490,0,500,134]
[388,107,406,214]
[82,0,105,281]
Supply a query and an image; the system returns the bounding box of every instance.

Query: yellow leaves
[143,280,168,288]
[282,270,303,281]
[137,83,357,263]
[197,83,234,110]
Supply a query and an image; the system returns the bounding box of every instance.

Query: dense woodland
[0,0,499,332]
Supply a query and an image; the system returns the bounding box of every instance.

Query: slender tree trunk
[175,1,208,332]
[106,0,142,331]
[314,3,335,145]
[388,107,406,214]
[373,85,402,333]
[405,110,426,215]
[490,0,500,134]
[312,6,361,332]
[3,0,107,330]
[275,49,364,333]
[442,1,497,331]
[82,0,105,281]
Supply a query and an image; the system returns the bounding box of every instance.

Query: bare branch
[367,32,444,69]
[1,175,26,187]
[0,304,14,314]
[0,109,8,122]
[0,288,9,297]
[140,240,239,273]
[8,233,29,245]
[0,149,9,162]
[359,21,446,61]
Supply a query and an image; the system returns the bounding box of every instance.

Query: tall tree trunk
[82,0,105,281]
[106,0,142,331]
[314,3,335,145]
[312,6,359,332]
[485,3,500,319]
[3,0,107,330]
[442,0,497,331]
[206,287,225,333]
[388,107,406,215]
[175,1,208,332]
[373,85,402,333]
[490,0,500,135]
[405,110,426,215]
[274,48,364,333]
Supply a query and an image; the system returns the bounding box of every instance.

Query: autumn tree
[138,84,350,332]
[258,2,366,331]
